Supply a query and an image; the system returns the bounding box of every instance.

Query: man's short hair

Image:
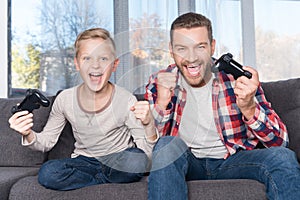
[170,12,213,43]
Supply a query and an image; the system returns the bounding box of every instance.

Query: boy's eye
[100,57,108,61]
[83,56,91,61]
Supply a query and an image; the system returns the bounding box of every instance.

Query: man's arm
[234,66,288,147]
[144,71,175,136]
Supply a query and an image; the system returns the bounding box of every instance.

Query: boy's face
[74,38,119,93]
[170,27,215,87]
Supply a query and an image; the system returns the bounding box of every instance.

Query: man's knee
[154,136,187,152]
[151,136,189,171]
[268,147,299,167]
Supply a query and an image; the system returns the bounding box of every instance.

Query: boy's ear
[74,57,80,71]
[112,58,119,72]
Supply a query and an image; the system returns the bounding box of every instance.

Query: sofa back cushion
[0,97,53,167]
[262,78,300,162]
[47,121,75,160]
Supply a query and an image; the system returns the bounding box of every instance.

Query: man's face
[170,27,215,87]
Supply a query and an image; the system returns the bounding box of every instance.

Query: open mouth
[89,72,103,77]
[185,65,201,77]
[89,72,103,82]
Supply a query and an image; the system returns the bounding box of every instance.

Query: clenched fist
[156,72,177,109]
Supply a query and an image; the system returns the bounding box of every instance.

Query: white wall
[0,0,8,98]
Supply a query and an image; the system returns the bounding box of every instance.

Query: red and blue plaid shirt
[145,64,289,158]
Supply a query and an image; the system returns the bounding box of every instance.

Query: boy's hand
[156,72,177,110]
[8,111,34,136]
[131,101,157,141]
[131,101,153,126]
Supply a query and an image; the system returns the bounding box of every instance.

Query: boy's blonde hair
[74,28,116,58]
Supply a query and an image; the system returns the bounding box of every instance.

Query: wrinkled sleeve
[243,85,289,147]
[22,93,67,152]
[125,95,159,159]
[144,72,173,136]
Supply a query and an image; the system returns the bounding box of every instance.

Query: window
[254,0,300,81]
[11,0,114,96]
[119,0,177,94]
[196,0,242,60]
[7,0,300,98]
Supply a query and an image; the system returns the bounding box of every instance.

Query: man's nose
[186,50,198,63]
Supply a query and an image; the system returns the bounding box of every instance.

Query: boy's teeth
[89,73,102,77]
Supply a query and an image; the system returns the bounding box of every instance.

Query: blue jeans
[38,148,148,190]
[148,136,300,200]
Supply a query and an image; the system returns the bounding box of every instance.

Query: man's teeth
[186,65,200,76]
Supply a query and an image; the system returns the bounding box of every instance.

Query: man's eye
[177,47,185,51]
[101,57,108,61]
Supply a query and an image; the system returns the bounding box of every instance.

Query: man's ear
[211,39,216,56]
[74,57,80,71]
[112,58,119,72]
[169,42,174,59]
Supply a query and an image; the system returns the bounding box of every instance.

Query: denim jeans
[38,148,148,190]
[148,136,300,200]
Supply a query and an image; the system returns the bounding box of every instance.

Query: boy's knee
[38,160,63,189]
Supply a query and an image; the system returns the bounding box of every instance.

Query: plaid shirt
[145,64,289,158]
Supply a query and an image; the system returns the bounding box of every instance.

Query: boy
[9,28,158,191]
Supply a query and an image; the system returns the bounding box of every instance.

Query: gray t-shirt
[23,84,155,159]
[179,76,227,159]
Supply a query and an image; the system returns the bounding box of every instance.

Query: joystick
[212,53,252,80]
[11,89,50,114]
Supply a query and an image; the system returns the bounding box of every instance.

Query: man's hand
[131,101,157,141]
[8,111,34,136]
[234,66,260,120]
[156,72,177,110]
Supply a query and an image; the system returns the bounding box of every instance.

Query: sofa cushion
[0,97,54,166]
[0,167,39,200]
[9,176,266,200]
[9,176,148,200]
[187,179,266,200]
[47,121,75,160]
[262,78,300,161]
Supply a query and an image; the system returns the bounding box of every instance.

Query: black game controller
[212,53,252,80]
[11,89,50,114]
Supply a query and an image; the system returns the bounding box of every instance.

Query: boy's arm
[22,93,67,152]
[131,101,158,142]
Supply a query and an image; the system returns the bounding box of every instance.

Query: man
[145,12,300,200]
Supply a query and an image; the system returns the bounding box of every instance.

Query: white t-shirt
[178,76,227,159]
